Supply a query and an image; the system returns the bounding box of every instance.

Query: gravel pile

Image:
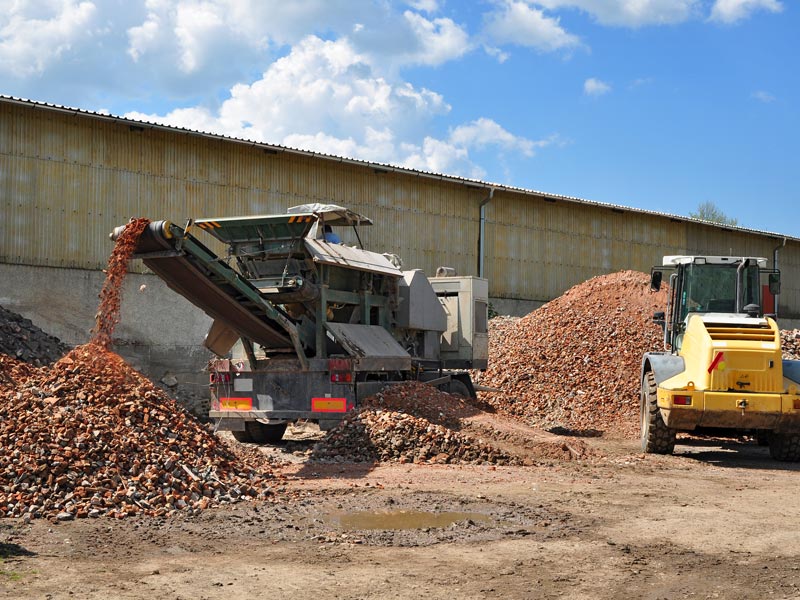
[311,382,519,465]
[476,271,667,438]
[0,305,69,366]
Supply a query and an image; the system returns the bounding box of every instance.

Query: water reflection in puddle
[327,510,491,531]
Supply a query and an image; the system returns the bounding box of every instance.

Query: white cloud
[397,10,471,66]
[123,1,471,90]
[752,90,776,103]
[485,0,780,29]
[449,118,541,156]
[0,0,97,77]
[124,35,548,179]
[629,77,654,89]
[406,0,440,12]
[709,0,782,24]
[402,122,557,178]
[584,77,611,96]
[533,0,701,27]
[484,0,582,52]
[483,44,510,62]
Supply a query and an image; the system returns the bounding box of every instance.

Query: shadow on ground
[0,542,36,559]
[675,437,800,471]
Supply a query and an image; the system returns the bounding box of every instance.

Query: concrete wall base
[489,297,543,318]
[0,263,213,416]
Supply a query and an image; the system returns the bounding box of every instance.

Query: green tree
[689,201,738,226]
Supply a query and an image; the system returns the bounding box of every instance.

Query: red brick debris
[474,270,668,439]
[0,220,284,521]
[0,344,283,520]
[311,381,520,465]
[92,217,150,349]
[781,330,800,360]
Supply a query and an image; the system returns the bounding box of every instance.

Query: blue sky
[1,0,797,236]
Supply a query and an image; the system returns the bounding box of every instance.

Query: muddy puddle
[326,510,492,531]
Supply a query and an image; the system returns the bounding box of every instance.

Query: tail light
[330,372,352,383]
[673,395,692,406]
[210,372,232,384]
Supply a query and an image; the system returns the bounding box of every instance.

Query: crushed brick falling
[92,217,150,349]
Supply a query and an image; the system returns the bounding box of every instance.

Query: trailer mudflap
[215,418,246,432]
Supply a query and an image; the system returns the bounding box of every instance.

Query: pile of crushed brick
[0,305,70,366]
[0,217,284,521]
[475,271,667,439]
[0,345,284,520]
[311,381,520,465]
[781,330,800,360]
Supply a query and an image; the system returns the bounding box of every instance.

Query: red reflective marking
[708,351,724,374]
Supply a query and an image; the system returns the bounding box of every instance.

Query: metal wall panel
[484,193,799,317]
[2,99,799,318]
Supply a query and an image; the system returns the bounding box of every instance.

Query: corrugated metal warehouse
[2,95,799,409]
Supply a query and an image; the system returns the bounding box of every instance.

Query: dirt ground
[3,417,800,600]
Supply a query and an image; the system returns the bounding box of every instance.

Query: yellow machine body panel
[657,315,800,431]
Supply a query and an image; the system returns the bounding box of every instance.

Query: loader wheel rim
[640,385,647,442]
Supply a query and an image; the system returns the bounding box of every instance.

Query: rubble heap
[311,382,518,465]
[0,343,282,520]
[781,330,800,360]
[0,305,70,366]
[476,271,667,438]
[0,217,283,520]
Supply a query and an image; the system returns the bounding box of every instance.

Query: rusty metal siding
[2,98,800,318]
[485,195,664,301]
[483,194,799,313]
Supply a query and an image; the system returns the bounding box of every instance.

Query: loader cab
[650,256,780,352]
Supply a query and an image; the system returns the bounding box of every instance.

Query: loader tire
[767,432,800,461]
[641,371,676,454]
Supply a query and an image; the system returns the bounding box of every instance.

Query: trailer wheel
[231,428,254,443]
[449,380,470,398]
[231,422,287,444]
[247,422,288,445]
[768,432,800,461]
[641,371,676,454]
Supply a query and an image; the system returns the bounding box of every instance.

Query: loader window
[678,263,760,323]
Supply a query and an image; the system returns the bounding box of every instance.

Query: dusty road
[3,433,800,600]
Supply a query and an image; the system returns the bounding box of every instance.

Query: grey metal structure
[114,204,488,442]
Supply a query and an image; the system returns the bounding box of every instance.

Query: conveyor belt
[133,221,294,351]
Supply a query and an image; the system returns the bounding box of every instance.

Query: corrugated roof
[1,94,795,242]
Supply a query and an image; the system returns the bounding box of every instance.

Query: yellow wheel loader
[642,256,800,461]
